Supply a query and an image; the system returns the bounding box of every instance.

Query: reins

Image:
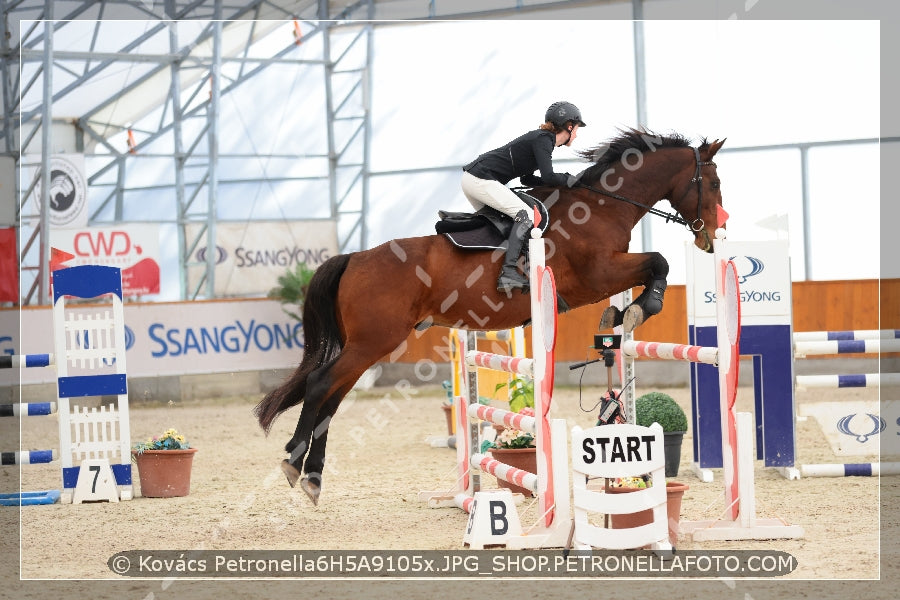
[574,180,691,227]
[573,146,716,233]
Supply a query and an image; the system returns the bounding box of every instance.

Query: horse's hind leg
[297,392,345,505]
[282,341,405,504]
[280,404,316,489]
[280,393,339,506]
[280,362,334,492]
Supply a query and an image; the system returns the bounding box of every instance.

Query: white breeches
[460,171,530,219]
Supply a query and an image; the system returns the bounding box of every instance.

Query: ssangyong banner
[185,220,338,296]
[49,224,161,296]
[686,239,792,327]
[1,299,304,386]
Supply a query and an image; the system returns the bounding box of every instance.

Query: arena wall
[3,279,897,402]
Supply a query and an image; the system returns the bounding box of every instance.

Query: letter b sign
[490,500,508,535]
[461,490,523,548]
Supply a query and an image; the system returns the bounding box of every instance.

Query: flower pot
[608,481,690,546]
[664,481,689,544]
[132,448,198,498]
[663,431,686,477]
[441,404,454,435]
[488,447,537,497]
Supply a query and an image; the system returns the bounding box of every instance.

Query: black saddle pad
[436,191,550,251]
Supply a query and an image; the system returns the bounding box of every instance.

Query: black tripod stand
[568,334,627,425]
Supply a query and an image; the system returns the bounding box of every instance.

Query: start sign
[571,423,666,479]
[581,433,657,465]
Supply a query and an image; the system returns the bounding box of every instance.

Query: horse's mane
[576,128,707,186]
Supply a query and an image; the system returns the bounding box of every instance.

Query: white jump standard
[0,265,133,505]
[422,225,572,549]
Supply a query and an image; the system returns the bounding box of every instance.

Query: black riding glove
[520,174,542,188]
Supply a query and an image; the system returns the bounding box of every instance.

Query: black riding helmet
[545,101,587,129]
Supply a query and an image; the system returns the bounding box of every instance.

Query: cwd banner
[185,220,338,296]
[49,224,161,296]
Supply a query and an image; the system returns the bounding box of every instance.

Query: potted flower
[482,407,537,497]
[496,377,534,414]
[488,376,534,435]
[604,474,689,547]
[131,428,198,498]
[635,392,688,477]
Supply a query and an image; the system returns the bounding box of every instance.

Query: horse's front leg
[599,251,670,332]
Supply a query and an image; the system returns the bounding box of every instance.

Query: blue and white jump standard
[687,240,897,480]
[0,265,132,505]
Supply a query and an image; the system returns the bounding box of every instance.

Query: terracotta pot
[608,481,690,546]
[440,404,454,435]
[488,446,537,497]
[131,448,198,498]
[664,481,690,544]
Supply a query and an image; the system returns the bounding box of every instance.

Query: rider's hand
[520,174,542,187]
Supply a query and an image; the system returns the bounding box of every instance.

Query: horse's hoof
[280,460,300,488]
[300,477,321,506]
[623,305,645,333]
[599,306,621,330]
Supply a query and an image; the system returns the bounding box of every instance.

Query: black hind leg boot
[496,209,533,293]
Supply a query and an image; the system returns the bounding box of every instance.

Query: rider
[461,101,586,292]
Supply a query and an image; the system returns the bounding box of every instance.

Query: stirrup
[497,270,529,293]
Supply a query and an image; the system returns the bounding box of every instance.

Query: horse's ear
[705,138,726,159]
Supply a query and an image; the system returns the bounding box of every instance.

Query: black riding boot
[496,210,533,293]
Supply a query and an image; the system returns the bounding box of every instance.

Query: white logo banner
[185,220,338,296]
[687,239,792,326]
[28,154,89,229]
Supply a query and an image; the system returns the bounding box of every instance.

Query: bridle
[573,146,716,232]
[675,147,717,233]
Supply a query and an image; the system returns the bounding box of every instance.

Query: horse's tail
[254,253,352,433]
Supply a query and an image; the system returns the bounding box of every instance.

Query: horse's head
[572,130,726,253]
[669,139,726,253]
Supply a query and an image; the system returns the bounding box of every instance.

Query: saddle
[435,190,550,251]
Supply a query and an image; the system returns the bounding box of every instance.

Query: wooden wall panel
[791,280,877,332]
[880,278,900,329]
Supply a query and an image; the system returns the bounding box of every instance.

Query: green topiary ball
[635,392,688,433]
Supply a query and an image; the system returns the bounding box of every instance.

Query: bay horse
[255,129,726,505]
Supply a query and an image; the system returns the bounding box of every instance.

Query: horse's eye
[710,180,720,190]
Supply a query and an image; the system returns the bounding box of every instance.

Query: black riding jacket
[463,129,568,188]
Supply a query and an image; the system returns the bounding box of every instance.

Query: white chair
[570,423,671,550]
